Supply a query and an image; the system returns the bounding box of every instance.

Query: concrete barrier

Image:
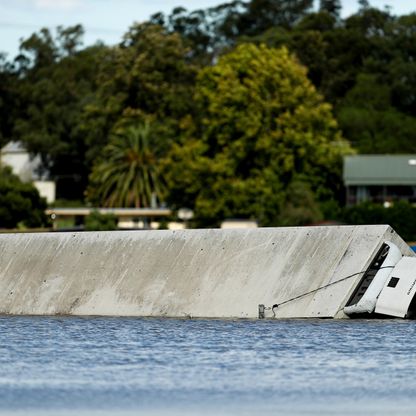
[0,225,413,318]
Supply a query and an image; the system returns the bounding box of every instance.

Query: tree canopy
[83,23,197,162]
[1,0,415,228]
[164,43,351,226]
[87,123,165,208]
[11,26,105,200]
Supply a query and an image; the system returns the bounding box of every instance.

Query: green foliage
[83,23,197,164]
[87,123,165,208]
[164,43,351,226]
[342,201,416,242]
[234,0,314,35]
[84,210,118,231]
[358,0,370,10]
[320,198,342,221]
[152,0,314,59]
[0,55,18,148]
[0,166,48,229]
[49,199,83,208]
[319,1,341,19]
[150,7,214,63]
[243,5,416,156]
[338,74,416,153]
[296,11,337,32]
[277,180,323,226]
[12,26,106,199]
[1,2,416,227]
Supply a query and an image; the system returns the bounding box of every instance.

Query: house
[0,141,56,204]
[343,155,416,206]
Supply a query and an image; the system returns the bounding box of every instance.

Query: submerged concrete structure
[0,225,414,318]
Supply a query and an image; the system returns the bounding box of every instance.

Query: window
[387,277,400,288]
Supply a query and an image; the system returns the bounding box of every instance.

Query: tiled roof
[344,155,416,185]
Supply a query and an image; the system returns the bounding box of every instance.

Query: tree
[152,1,314,59]
[83,23,197,164]
[0,55,18,148]
[0,166,48,229]
[245,22,331,89]
[233,0,314,35]
[285,7,416,156]
[277,179,323,225]
[358,0,370,11]
[388,14,416,116]
[151,7,215,63]
[12,26,106,200]
[85,210,118,231]
[319,0,342,19]
[342,201,416,242]
[338,74,416,153]
[297,11,337,32]
[87,123,164,208]
[163,43,352,226]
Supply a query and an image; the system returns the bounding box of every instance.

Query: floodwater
[0,317,415,416]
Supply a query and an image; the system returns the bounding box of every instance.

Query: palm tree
[87,123,164,207]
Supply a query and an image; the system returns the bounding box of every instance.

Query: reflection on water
[0,317,415,415]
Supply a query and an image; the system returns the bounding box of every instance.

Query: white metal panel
[375,257,416,318]
[343,241,402,315]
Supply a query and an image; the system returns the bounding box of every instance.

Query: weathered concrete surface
[0,226,413,318]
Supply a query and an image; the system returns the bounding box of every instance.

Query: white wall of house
[1,141,56,203]
[33,181,56,204]
[221,219,258,229]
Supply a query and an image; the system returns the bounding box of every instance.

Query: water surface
[0,317,415,415]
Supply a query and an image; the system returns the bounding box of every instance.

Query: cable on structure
[261,265,396,318]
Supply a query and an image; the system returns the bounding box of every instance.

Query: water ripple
[0,317,415,414]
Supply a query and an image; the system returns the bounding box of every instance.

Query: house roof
[344,155,416,186]
[45,208,172,217]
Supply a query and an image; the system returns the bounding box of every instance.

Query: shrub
[0,166,48,229]
[84,210,118,231]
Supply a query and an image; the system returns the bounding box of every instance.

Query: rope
[270,265,396,315]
